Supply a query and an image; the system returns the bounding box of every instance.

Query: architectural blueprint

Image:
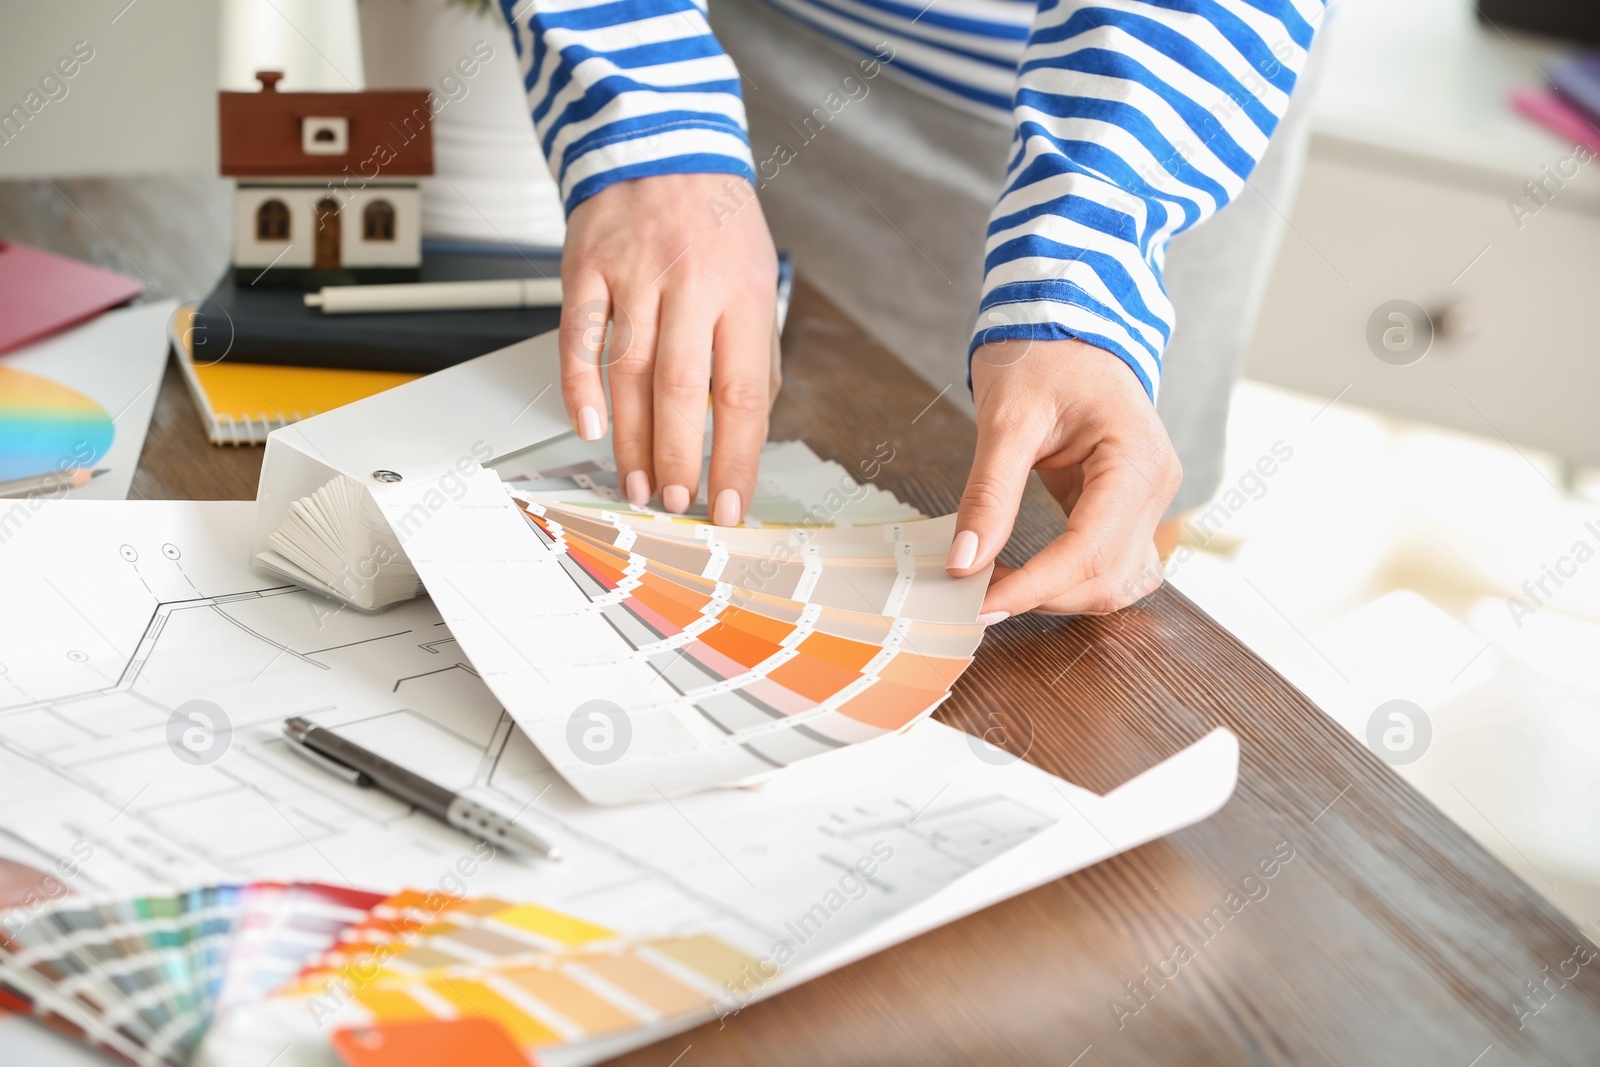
[0,501,1088,1064]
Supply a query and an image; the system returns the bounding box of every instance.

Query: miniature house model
[219,72,433,287]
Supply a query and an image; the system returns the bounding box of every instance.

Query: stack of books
[172,246,793,446]
[173,244,561,445]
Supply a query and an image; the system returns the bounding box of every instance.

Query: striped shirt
[498,0,1325,399]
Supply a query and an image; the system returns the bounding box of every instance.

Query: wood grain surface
[5,177,1597,1066]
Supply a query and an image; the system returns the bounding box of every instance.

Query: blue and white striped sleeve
[498,0,757,214]
[972,0,1324,400]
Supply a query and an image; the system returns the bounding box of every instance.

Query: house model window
[363,200,396,241]
[256,199,290,241]
[301,116,349,156]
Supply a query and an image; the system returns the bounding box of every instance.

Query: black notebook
[190,247,565,374]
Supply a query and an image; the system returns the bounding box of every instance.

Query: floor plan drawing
[0,502,1063,976]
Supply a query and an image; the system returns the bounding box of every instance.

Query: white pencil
[303,277,564,314]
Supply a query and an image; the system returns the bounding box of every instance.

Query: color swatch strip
[278,891,758,1054]
[0,881,382,1067]
[516,500,983,774]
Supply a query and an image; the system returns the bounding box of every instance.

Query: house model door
[314,197,341,270]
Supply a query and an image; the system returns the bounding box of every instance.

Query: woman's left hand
[945,337,1182,620]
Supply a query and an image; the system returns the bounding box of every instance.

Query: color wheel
[0,366,114,483]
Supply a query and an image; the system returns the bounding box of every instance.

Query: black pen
[282,716,561,860]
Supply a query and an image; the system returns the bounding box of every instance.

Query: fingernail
[662,484,690,514]
[577,405,603,441]
[624,469,650,507]
[977,611,1009,626]
[947,530,978,571]
[712,488,741,527]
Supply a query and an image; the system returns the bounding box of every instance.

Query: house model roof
[219,71,435,178]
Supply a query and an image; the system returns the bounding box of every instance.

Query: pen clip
[282,729,372,787]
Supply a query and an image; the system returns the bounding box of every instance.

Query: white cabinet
[1244,0,1600,465]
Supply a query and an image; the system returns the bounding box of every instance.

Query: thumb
[947,417,1037,576]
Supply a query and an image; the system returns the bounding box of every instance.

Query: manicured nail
[577,405,603,441]
[662,484,690,514]
[947,530,978,571]
[624,469,651,507]
[977,611,1009,626]
[713,488,741,527]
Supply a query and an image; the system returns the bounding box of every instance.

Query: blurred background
[2,0,1597,935]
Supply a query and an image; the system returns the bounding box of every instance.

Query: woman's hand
[946,338,1182,620]
[559,173,780,525]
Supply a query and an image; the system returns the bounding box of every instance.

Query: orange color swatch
[331,1018,533,1067]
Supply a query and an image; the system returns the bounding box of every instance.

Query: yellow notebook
[168,305,420,445]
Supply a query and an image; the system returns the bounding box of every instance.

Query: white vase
[358,0,565,248]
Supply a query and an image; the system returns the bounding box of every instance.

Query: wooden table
[6,177,1599,1066]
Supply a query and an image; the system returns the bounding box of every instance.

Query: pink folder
[0,239,144,355]
[1510,87,1600,155]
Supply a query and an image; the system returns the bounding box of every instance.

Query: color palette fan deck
[371,458,992,804]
